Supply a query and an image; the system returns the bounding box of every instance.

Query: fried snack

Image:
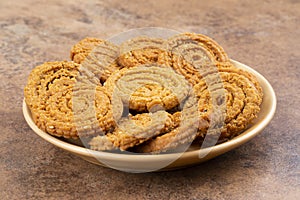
[193,65,263,139]
[118,37,167,68]
[182,32,229,62]
[70,37,104,64]
[217,64,263,98]
[89,135,118,151]
[73,85,115,136]
[104,65,191,112]
[135,96,201,153]
[158,53,203,85]
[157,33,229,85]
[24,61,115,138]
[198,62,263,98]
[80,40,121,83]
[24,61,81,110]
[25,32,264,154]
[89,111,175,151]
[136,63,263,153]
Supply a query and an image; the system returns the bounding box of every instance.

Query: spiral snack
[166,34,215,65]
[213,64,263,98]
[70,37,104,64]
[24,31,264,154]
[182,32,229,62]
[104,65,191,113]
[158,52,203,85]
[35,84,114,138]
[135,95,201,153]
[24,61,81,110]
[136,64,263,153]
[158,33,229,85]
[118,37,167,68]
[89,135,118,151]
[24,61,115,138]
[89,111,175,151]
[72,85,116,137]
[197,62,263,99]
[79,40,122,83]
[193,66,263,139]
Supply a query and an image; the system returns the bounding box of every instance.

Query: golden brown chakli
[24,32,263,153]
[24,61,115,138]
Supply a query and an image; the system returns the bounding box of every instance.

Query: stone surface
[0,0,299,199]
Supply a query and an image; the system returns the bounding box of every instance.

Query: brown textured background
[0,0,299,199]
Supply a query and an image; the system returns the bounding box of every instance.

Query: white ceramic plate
[23,60,276,172]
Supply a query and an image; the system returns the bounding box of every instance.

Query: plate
[23,60,276,172]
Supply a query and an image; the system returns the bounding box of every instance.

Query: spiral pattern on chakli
[24,61,114,138]
[104,65,191,113]
[24,32,263,154]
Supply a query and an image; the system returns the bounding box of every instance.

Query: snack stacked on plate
[24,33,263,153]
